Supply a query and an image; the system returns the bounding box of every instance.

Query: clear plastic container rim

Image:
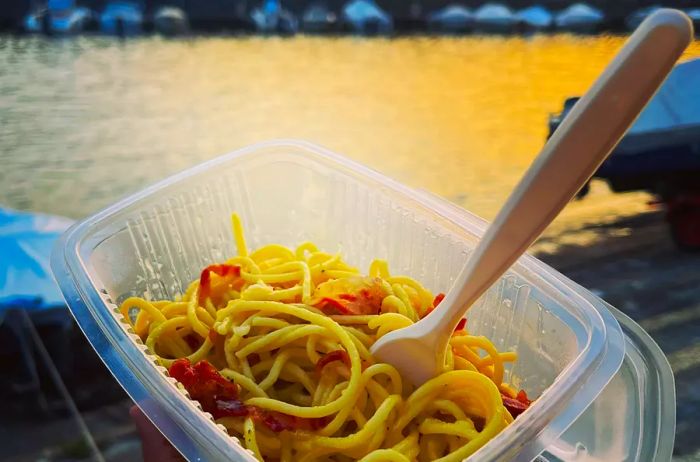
[51,139,627,461]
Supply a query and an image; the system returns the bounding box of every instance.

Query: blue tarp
[0,208,73,313]
[593,58,700,179]
[616,58,700,153]
[550,58,700,179]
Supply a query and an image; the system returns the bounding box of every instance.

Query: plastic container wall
[538,300,675,462]
[414,189,674,461]
[52,140,625,461]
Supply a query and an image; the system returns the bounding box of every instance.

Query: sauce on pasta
[121,214,531,461]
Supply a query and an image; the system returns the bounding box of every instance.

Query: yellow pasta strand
[232,213,248,257]
[119,213,528,462]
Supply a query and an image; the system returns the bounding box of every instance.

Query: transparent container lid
[52,140,629,461]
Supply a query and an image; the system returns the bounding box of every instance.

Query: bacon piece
[169,358,238,398]
[248,353,261,367]
[501,390,532,418]
[423,292,446,318]
[214,398,249,417]
[169,359,328,432]
[311,277,388,315]
[516,389,530,404]
[249,409,330,433]
[315,350,351,375]
[433,293,446,307]
[251,408,296,432]
[309,415,331,431]
[198,264,242,305]
[317,297,352,314]
[183,334,202,351]
[170,359,248,421]
[455,318,467,332]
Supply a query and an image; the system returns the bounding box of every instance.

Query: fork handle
[426,9,693,337]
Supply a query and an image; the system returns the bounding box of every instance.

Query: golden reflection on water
[2,35,699,249]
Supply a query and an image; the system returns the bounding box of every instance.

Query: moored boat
[302,2,337,34]
[427,4,473,34]
[473,3,516,34]
[342,0,393,35]
[251,0,298,35]
[153,5,189,36]
[554,3,604,33]
[516,5,553,31]
[100,1,143,36]
[24,0,93,34]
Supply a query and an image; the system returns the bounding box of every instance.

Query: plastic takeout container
[51,140,675,461]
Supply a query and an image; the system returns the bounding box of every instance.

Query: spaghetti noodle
[121,214,531,461]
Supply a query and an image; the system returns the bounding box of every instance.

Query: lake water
[2,34,699,251]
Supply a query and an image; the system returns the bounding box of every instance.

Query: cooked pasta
[120,214,531,461]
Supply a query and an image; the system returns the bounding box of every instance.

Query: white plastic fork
[370,9,693,387]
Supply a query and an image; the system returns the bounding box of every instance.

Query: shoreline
[2,0,699,35]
